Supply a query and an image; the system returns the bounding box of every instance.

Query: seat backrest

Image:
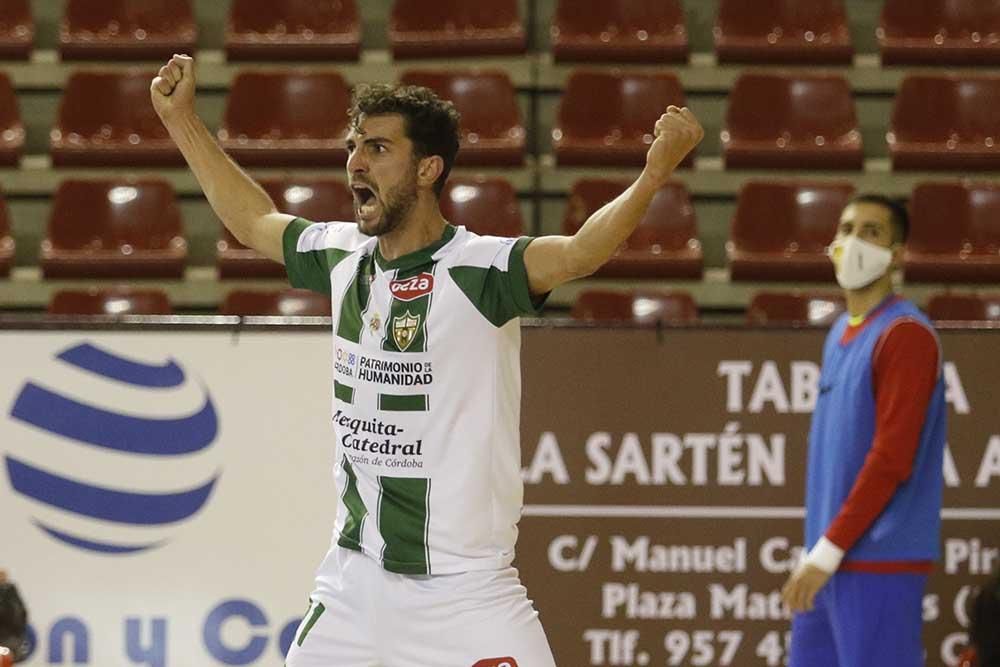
[727,73,858,141]
[926,293,1000,321]
[400,70,523,144]
[558,70,686,141]
[221,289,332,316]
[0,0,34,58]
[892,75,1000,142]
[564,179,697,251]
[571,289,697,324]
[717,0,849,37]
[228,0,358,33]
[61,0,195,43]
[0,72,23,145]
[731,180,854,252]
[880,0,1000,38]
[55,70,168,142]
[390,0,520,34]
[48,180,183,251]
[909,181,1000,255]
[553,0,685,40]
[441,177,523,237]
[49,288,172,315]
[0,188,13,259]
[222,71,351,141]
[747,291,845,325]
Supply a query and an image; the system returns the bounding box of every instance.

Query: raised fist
[644,106,705,186]
[150,54,196,122]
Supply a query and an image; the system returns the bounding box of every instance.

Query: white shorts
[285,546,556,667]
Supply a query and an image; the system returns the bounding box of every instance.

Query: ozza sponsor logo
[389,273,434,302]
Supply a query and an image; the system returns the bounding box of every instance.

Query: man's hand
[150,54,196,123]
[781,563,833,613]
[641,106,704,188]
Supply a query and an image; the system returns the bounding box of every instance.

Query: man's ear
[890,242,905,270]
[417,155,444,189]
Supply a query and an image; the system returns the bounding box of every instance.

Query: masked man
[781,194,947,667]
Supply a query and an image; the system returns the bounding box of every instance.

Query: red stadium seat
[221,288,331,316]
[218,179,355,279]
[747,291,846,326]
[0,73,23,166]
[888,75,1000,171]
[879,0,1000,66]
[0,0,33,60]
[723,73,862,170]
[551,0,688,63]
[59,0,195,61]
[49,288,173,315]
[905,181,1000,283]
[714,0,853,64]
[225,0,361,61]
[728,180,854,281]
[41,180,186,279]
[0,190,14,277]
[571,289,698,324]
[563,179,702,279]
[218,71,351,167]
[389,0,526,58]
[51,70,182,167]
[925,293,1000,321]
[553,70,693,167]
[400,70,525,166]
[441,177,523,237]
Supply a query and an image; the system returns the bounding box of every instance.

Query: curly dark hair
[349,83,461,196]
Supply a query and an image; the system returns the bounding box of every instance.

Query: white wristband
[804,536,845,574]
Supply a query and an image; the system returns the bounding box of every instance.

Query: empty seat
[728,180,853,281]
[41,180,186,278]
[219,179,355,278]
[51,70,182,167]
[723,73,862,170]
[0,0,33,60]
[49,288,172,315]
[554,70,693,167]
[226,0,361,61]
[571,289,698,324]
[0,189,14,277]
[905,181,1000,283]
[440,176,523,237]
[551,0,688,63]
[879,0,1000,65]
[389,0,525,58]
[59,0,196,61]
[221,288,332,316]
[925,293,1000,321]
[0,73,23,166]
[888,75,1000,171]
[400,70,525,166]
[563,179,702,278]
[714,0,853,64]
[218,71,351,167]
[747,292,846,326]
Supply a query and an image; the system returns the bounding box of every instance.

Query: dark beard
[358,174,419,237]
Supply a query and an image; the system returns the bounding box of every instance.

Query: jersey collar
[374,224,457,273]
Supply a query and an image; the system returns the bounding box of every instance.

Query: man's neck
[845,275,894,321]
[377,198,448,263]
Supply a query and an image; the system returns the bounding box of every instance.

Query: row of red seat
[2,0,997,64]
[2,69,998,171]
[2,178,998,283]
[39,287,1000,325]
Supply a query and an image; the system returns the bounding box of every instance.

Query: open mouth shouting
[351,182,381,224]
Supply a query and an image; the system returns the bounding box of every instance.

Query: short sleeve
[449,236,548,327]
[282,218,361,295]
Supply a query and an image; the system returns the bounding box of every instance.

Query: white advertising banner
[1,331,340,667]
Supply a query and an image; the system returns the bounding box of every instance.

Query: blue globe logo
[4,341,220,554]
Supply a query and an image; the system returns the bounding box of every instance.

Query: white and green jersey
[283,218,544,575]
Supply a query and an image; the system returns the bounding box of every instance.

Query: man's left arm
[523,106,704,296]
[783,320,941,612]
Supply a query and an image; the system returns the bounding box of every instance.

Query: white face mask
[828,236,894,290]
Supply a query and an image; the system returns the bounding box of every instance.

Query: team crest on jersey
[392,311,421,351]
[390,272,434,302]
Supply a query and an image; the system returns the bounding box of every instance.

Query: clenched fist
[150,54,196,123]
[643,106,704,187]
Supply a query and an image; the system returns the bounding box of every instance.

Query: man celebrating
[781,194,947,667]
[151,55,702,666]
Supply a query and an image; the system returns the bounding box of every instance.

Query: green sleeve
[282,218,352,296]
[449,237,548,327]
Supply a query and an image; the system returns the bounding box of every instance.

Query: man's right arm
[151,55,292,264]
